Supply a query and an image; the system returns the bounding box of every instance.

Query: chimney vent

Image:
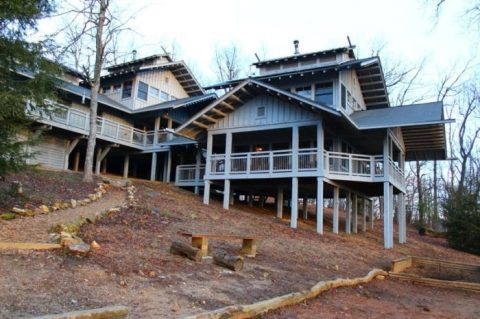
[132,49,137,60]
[293,40,300,55]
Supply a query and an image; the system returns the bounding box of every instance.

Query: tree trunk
[170,241,203,262]
[82,0,108,183]
[213,250,244,271]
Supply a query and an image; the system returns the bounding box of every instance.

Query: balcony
[175,164,205,187]
[29,103,177,149]
[175,149,405,189]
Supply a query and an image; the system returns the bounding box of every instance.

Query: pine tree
[0,0,59,177]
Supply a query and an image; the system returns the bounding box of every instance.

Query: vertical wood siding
[29,135,67,169]
[212,94,320,131]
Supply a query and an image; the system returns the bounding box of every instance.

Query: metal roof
[101,61,204,96]
[177,78,341,139]
[131,94,217,113]
[105,54,171,72]
[205,57,389,110]
[252,46,356,66]
[350,102,451,160]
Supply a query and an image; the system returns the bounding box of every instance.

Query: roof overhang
[204,57,389,110]
[350,102,452,160]
[176,79,341,139]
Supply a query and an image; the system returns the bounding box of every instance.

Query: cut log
[213,250,244,271]
[170,241,203,262]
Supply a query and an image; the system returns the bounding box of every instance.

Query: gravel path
[0,187,125,243]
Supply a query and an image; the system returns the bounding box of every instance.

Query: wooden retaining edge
[391,256,480,273]
[389,273,480,292]
[31,305,128,319]
[0,242,61,251]
[183,269,387,319]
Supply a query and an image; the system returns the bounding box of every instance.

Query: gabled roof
[205,56,389,110]
[253,46,356,66]
[176,78,341,139]
[106,54,172,73]
[101,61,204,96]
[350,102,452,160]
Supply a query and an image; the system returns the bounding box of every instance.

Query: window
[150,86,159,98]
[295,86,312,99]
[170,95,177,101]
[122,81,132,99]
[314,82,333,105]
[160,91,169,100]
[341,84,346,109]
[113,84,121,92]
[256,106,266,118]
[137,81,148,101]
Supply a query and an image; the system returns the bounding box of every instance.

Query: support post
[153,116,161,145]
[95,146,112,175]
[292,126,299,174]
[383,182,393,249]
[316,177,324,234]
[276,186,284,219]
[166,151,172,183]
[345,192,351,234]
[248,193,253,207]
[317,120,324,175]
[194,148,202,194]
[260,195,265,208]
[302,196,308,220]
[362,198,367,232]
[150,152,157,181]
[73,151,80,171]
[333,186,339,234]
[101,157,107,174]
[223,179,230,210]
[64,138,80,170]
[352,194,358,233]
[123,155,129,178]
[203,180,210,205]
[399,192,406,243]
[291,177,298,228]
[370,199,375,230]
[229,187,234,205]
[225,132,232,176]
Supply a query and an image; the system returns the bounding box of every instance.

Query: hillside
[1,177,479,318]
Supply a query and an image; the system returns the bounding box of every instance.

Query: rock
[108,207,120,213]
[60,232,83,247]
[96,191,103,198]
[60,201,70,209]
[88,194,97,201]
[70,199,77,209]
[90,240,100,249]
[67,242,90,256]
[11,207,27,215]
[376,275,385,280]
[84,198,92,204]
[0,213,16,220]
[39,205,50,214]
[149,271,156,278]
[25,209,36,217]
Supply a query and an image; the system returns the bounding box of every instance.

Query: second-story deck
[30,103,195,150]
[175,148,405,191]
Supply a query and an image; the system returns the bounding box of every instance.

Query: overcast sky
[39,0,478,87]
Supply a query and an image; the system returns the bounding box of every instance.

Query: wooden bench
[180,232,259,257]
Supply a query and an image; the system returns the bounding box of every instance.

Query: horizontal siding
[29,135,67,169]
[212,94,320,130]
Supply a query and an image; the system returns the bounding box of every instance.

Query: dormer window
[122,81,132,99]
[295,86,312,99]
[314,82,333,105]
[137,81,148,101]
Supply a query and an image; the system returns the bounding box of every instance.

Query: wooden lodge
[22,44,450,248]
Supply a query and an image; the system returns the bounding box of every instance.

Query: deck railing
[31,103,172,148]
[192,149,404,186]
[175,164,205,186]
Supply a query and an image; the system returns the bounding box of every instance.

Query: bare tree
[60,0,129,182]
[214,44,243,83]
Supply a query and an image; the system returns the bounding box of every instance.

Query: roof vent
[293,40,300,55]
[132,49,137,60]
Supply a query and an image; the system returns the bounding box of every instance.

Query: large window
[295,86,312,99]
[150,86,159,98]
[137,81,148,101]
[122,81,133,99]
[341,84,346,109]
[314,82,333,105]
[160,90,169,100]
